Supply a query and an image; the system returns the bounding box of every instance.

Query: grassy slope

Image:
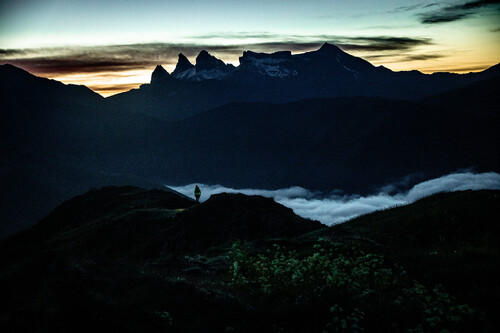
[0,189,498,332]
[328,190,500,329]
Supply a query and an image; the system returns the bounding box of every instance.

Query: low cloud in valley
[169,172,500,225]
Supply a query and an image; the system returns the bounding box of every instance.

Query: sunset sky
[1,0,499,97]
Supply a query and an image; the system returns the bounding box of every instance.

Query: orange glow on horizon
[26,55,499,97]
[40,69,153,97]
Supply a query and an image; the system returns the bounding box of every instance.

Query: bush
[228,240,476,332]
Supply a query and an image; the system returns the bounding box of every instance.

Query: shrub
[228,240,476,332]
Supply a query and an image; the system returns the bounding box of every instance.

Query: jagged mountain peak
[153,43,371,83]
[297,42,375,75]
[171,50,234,81]
[143,42,499,93]
[150,64,170,84]
[195,50,227,72]
[198,50,210,57]
[318,42,342,53]
[178,52,192,64]
[172,53,194,76]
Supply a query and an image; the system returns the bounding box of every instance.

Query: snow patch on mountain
[244,56,297,78]
[239,50,297,78]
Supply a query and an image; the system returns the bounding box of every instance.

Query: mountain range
[109,43,500,120]
[1,43,499,237]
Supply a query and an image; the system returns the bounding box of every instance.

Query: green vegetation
[334,189,500,330]
[228,239,476,332]
[0,188,499,332]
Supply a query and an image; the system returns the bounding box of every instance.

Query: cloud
[0,49,27,56]
[0,35,441,96]
[0,44,185,75]
[390,3,439,13]
[421,64,492,73]
[167,172,500,226]
[364,53,445,63]
[0,34,435,77]
[248,41,324,53]
[404,172,500,201]
[87,83,142,94]
[191,31,284,40]
[5,58,154,75]
[401,54,445,61]
[419,0,500,24]
[169,184,320,201]
[335,36,432,52]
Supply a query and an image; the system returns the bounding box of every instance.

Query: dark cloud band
[391,3,438,13]
[0,35,435,76]
[335,36,432,52]
[420,0,500,24]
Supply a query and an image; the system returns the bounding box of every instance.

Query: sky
[1,0,499,96]
[169,171,500,225]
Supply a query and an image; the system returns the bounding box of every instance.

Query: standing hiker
[194,185,201,203]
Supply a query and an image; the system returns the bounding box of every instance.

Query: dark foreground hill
[329,190,500,330]
[0,186,324,332]
[0,187,499,332]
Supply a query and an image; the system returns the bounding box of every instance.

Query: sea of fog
[167,172,500,225]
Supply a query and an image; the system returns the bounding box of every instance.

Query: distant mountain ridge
[1,47,499,238]
[0,63,102,105]
[113,43,500,120]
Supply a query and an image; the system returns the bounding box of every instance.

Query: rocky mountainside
[1,62,499,237]
[110,43,500,120]
[171,53,194,77]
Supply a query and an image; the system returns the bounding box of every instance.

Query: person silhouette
[194,185,201,203]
